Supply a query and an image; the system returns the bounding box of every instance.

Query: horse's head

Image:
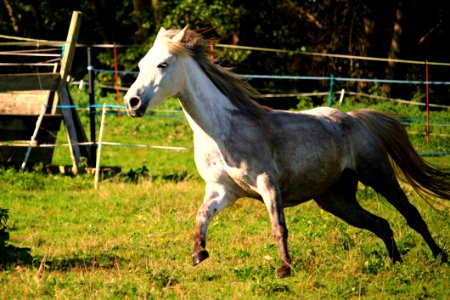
[124,26,189,117]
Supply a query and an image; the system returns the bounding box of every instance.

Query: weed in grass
[251,278,291,297]
[233,265,262,281]
[148,268,179,289]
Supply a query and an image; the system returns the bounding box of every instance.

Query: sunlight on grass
[1,89,449,298]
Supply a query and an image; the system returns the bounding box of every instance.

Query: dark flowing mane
[163,29,271,118]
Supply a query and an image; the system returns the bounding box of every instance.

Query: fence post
[52,11,82,114]
[94,103,107,190]
[87,46,97,167]
[338,89,345,106]
[328,73,334,107]
[113,45,121,120]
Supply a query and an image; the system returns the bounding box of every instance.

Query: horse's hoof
[276,265,291,278]
[192,249,209,266]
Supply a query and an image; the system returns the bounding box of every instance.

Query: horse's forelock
[158,29,205,57]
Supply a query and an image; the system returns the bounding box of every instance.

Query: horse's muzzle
[126,96,145,117]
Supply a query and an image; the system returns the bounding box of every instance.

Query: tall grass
[0,88,449,298]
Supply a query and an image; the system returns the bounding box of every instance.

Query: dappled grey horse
[124,27,449,277]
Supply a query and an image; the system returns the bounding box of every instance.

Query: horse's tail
[349,109,450,200]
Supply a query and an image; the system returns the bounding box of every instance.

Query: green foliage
[0,207,11,268]
[0,208,8,232]
[0,207,32,270]
[161,0,246,37]
[295,96,314,110]
[5,0,450,103]
[0,208,9,256]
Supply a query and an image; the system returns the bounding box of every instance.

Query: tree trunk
[3,0,19,33]
[383,0,404,96]
[151,0,161,29]
[88,0,111,43]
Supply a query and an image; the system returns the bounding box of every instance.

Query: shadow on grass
[1,208,33,270]
[37,253,130,272]
[119,166,193,183]
[0,231,33,270]
[1,240,129,272]
[1,206,127,273]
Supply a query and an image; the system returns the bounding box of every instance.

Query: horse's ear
[172,25,189,43]
[156,27,167,40]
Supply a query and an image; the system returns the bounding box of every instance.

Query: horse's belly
[279,177,337,207]
[275,149,344,206]
[279,172,340,206]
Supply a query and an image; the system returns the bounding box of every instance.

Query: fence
[1,34,449,188]
[57,41,450,150]
[0,11,91,171]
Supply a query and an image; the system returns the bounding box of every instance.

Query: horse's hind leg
[257,173,291,278]
[366,175,447,262]
[315,170,402,263]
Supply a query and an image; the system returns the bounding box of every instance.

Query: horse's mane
[162,29,271,119]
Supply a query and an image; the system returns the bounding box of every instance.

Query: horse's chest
[194,141,260,196]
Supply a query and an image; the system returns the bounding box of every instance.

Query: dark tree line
[1,0,449,104]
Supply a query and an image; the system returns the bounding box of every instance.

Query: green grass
[1,172,449,299]
[0,89,449,298]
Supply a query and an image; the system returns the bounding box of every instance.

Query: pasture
[1,91,449,299]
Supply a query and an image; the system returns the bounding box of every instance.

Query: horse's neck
[178,60,235,138]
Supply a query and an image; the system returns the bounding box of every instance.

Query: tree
[1,0,448,104]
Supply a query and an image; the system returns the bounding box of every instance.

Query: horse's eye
[157,62,168,69]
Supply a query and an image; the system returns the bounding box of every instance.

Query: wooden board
[0,114,62,166]
[0,114,62,143]
[0,11,84,168]
[58,85,91,163]
[0,73,61,92]
[0,146,54,166]
[0,91,53,114]
[59,12,82,89]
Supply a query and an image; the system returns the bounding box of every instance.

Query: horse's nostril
[129,96,141,109]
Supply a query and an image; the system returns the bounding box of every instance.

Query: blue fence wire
[71,67,450,156]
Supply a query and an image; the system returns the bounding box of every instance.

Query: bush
[0,208,11,267]
[0,208,32,269]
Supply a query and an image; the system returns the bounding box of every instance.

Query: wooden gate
[0,11,90,169]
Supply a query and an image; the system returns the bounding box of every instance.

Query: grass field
[1,90,449,299]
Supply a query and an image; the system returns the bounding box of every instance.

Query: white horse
[124,27,449,277]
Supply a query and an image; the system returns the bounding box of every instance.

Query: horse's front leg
[257,173,291,277]
[192,182,238,266]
